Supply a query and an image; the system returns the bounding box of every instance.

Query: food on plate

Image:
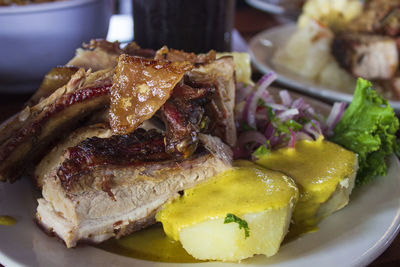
[255,138,358,235]
[0,38,398,263]
[298,0,363,31]
[272,20,356,93]
[331,78,399,185]
[109,54,193,135]
[36,131,232,248]
[0,68,113,182]
[217,52,253,85]
[156,164,298,261]
[29,44,236,248]
[274,0,400,99]
[332,33,399,80]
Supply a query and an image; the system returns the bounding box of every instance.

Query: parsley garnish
[224,213,250,238]
[252,141,271,159]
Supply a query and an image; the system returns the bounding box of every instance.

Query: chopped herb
[224,213,250,238]
[286,120,302,131]
[310,120,317,129]
[252,141,271,159]
[266,106,275,121]
[257,99,275,121]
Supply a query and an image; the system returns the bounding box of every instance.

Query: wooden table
[0,4,398,267]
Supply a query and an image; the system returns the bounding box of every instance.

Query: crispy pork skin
[0,69,113,182]
[154,47,236,146]
[332,33,399,80]
[35,132,232,248]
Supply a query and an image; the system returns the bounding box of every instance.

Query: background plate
[248,24,400,112]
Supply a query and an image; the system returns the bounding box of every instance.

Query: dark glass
[133,0,235,53]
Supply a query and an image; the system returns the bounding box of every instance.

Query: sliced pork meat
[35,131,232,248]
[187,57,237,147]
[332,33,399,80]
[0,69,113,182]
[154,47,236,147]
[160,80,215,158]
[348,0,400,36]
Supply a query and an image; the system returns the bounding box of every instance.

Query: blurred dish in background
[0,0,62,6]
[249,0,400,112]
[248,24,400,112]
[245,0,305,18]
[0,0,112,93]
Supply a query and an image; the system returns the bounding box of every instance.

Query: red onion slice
[246,72,277,128]
[280,90,292,107]
[237,131,268,148]
[236,83,254,104]
[276,108,299,122]
[326,102,346,131]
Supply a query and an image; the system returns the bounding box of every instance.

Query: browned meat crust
[0,69,113,182]
[57,129,171,191]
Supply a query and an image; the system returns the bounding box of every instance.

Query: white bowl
[0,0,112,93]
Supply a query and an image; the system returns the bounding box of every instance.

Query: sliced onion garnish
[237,131,268,148]
[326,102,346,131]
[295,131,313,141]
[236,83,254,104]
[280,90,292,107]
[304,120,322,140]
[246,72,277,128]
[242,91,255,122]
[264,122,275,139]
[263,103,287,111]
[276,108,299,122]
[233,71,341,158]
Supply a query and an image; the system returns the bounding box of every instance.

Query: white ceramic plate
[1,153,399,267]
[248,24,400,112]
[245,0,285,15]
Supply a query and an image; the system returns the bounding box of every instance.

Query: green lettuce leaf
[330,78,399,186]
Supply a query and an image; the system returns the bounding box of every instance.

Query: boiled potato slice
[272,21,333,79]
[156,164,298,262]
[179,205,294,261]
[255,139,358,236]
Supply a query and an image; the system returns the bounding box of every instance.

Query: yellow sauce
[255,138,357,236]
[98,224,201,263]
[0,215,16,226]
[156,165,298,241]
